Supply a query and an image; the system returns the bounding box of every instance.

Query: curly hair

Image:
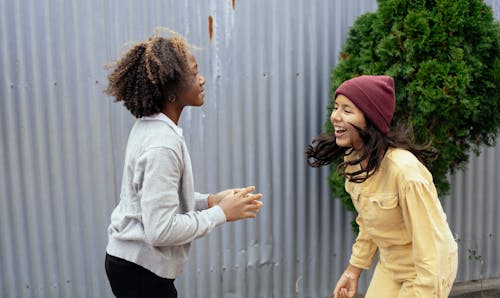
[105,35,191,118]
[307,121,437,183]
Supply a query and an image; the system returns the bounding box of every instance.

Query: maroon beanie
[334,75,395,134]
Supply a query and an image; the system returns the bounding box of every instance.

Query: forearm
[349,215,378,269]
[144,207,226,246]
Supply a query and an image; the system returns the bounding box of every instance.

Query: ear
[168,93,176,103]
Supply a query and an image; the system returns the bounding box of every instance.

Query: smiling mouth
[334,127,348,138]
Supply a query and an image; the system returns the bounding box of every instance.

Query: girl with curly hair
[104,33,263,297]
[307,75,457,297]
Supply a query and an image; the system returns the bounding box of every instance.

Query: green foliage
[327,0,500,229]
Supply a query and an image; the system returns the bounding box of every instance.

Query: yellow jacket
[345,148,457,296]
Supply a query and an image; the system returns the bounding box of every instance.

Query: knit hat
[334,75,395,134]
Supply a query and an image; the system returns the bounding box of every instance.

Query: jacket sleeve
[349,213,378,269]
[399,178,451,297]
[139,147,226,247]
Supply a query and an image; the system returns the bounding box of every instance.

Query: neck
[162,105,183,125]
[353,148,368,169]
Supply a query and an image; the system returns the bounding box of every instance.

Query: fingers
[244,204,262,215]
[253,200,263,207]
[333,287,354,298]
[333,287,340,298]
[243,193,263,204]
[235,186,263,204]
[218,186,264,221]
[232,186,264,201]
[232,187,245,193]
[243,212,257,219]
[241,199,263,218]
[236,186,258,196]
[242,198,264,219]
[335,288,346,298]
[333,282,350,298]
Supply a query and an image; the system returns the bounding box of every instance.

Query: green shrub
[327,0,500,231]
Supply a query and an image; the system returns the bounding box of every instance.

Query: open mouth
[334,127,347,137]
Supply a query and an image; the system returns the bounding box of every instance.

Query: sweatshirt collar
[141,113,183,137]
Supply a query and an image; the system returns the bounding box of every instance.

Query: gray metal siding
[443,144,500,282]
[0,0,498,297]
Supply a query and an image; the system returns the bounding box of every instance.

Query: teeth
[335,127,347,133]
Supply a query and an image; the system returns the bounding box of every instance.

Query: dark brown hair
[307,121,437,183]
[105,35,191,118]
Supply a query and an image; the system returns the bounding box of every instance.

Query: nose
[199,74,206,87]
[330,109,340,124]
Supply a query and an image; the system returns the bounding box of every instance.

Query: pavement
[353,278,500,297]
[449,278,500,297]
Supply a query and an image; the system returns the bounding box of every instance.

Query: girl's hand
[208,187,253,207]
[333,271,359,298]
[215,186,263,221]
[208,189,237,207]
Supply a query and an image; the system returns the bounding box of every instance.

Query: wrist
[207,194,215,208]
[343,271,359,280]
[344,264,361,280]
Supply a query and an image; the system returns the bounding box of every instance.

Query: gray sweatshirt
[106,113,226,279]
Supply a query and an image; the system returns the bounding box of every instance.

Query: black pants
[105,253,177,298]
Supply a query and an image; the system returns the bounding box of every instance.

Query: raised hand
[216,186,263,222]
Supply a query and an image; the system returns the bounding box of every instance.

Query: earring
[168,94,176,103]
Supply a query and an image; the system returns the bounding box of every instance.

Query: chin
[335,140,351,148]
[197,95,205,106]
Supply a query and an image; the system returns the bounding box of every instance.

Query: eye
[186,71,198,80]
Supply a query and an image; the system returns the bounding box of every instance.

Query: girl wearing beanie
[307,75,457,297]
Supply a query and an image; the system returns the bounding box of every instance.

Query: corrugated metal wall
[443,142,500,284]
[0,0,498,297]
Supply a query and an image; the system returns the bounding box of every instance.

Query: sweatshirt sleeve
[400,179,450,296]
[139,147,226,247]
[194,192,209,211]
[349,213,378,269]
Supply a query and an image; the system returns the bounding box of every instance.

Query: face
[176,51,206,107]
[330,94,366,150]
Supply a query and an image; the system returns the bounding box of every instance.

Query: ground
[450,289,500,298]
[353,278,500,297]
